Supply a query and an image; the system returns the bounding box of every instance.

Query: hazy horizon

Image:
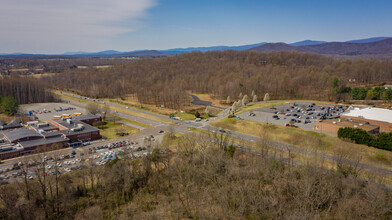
[1,0,392,54]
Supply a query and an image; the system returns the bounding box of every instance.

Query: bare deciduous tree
[252,94,258,102]
[86,103,100,115]
[242,94,249,106]
[226,96,231,104]
[264,93,270,102]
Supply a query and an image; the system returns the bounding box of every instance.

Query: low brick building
[50,118,100,141]
[314,118,380,134]
[0,114,101,159]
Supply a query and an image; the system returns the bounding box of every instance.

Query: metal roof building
[3,128,43,143]
[343,107,392,124]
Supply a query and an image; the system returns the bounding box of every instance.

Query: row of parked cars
[90,140,134,153]
[272,103,345,124]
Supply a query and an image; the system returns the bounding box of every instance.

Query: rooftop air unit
[37,123,49,128]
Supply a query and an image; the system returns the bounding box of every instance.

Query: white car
[64,168,71,172]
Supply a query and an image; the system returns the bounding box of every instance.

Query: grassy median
[211,117,392,171]
[53,91,172,124]
[98,120,139,139]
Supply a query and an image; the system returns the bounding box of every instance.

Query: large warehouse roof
[343,107,392,123]
[3,128,42,143]
[18,136,69,148]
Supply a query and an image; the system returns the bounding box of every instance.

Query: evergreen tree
[0,96,19,116]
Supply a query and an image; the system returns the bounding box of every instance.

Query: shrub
[194,111,200,118]
[338,127,392,151]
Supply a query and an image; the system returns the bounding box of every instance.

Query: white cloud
[0,0,157,53]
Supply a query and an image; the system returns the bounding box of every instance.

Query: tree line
[0,133,391,219]
[44,51,392,108]
[347,86,392,101]
[338,127,392,151]
[0,75,55,106]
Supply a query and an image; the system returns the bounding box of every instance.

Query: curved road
[189,94,225,110]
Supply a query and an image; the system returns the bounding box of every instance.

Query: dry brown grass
[106,94,215,116]
[53,92,172,123]
[211,117,392,171]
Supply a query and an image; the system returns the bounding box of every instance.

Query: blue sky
[1,0,392,53]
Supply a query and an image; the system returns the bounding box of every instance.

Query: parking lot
[0,133,164,184]
[21,102,87,122]
[239,102,348,132]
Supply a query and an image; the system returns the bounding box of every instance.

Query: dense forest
[45,51,392,109]
[0,76,55,105]
[0,134,391,219]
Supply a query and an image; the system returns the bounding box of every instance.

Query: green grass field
[108,114,153,129]
[98,120,139,139]
[174,109,222,121]
[235,102,288,114]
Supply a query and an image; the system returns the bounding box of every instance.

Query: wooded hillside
[45,51,392,108]
[0,134,391,219]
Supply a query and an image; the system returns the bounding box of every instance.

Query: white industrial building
[343,107,392,124]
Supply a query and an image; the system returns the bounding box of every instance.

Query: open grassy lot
[106,95,221,117]
[97,120,139,139]
[108,114,153,129]
[235,102,288,114]
[211,117,392,171]
[185,126,392,185]
[161,132,186,148]
[106,96,177,116]
[53,91,172,124]
[174,108,222,121]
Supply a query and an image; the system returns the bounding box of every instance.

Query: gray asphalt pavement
[189,94,225,110]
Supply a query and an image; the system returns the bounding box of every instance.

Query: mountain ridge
[1,37,391,57]
[248,38,392,56]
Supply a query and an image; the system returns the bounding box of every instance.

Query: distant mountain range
[0,37,391,57]
[248,37,392,56]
